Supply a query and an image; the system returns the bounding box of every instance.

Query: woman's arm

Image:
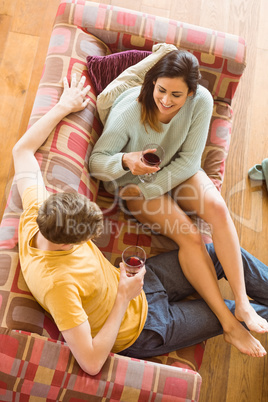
[90,87,160,181]
[88,113,130,181]
[89,119,159,181]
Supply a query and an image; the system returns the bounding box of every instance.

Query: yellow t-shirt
[18,186,148,353]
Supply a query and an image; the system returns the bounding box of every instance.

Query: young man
[14,74,268,376]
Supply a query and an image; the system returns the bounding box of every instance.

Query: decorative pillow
[86,50,152,95]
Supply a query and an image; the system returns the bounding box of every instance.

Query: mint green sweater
[89,85,213,200]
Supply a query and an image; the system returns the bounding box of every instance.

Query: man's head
[36,192,103,244]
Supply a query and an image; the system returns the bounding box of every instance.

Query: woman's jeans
[119,244,268,358]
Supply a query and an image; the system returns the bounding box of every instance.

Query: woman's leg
[121,246,268,359]
[126,193,266,357]
[173,171,268,334]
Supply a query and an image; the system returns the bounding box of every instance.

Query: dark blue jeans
[119,244,268,358]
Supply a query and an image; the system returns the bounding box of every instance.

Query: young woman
[89,49,268,357]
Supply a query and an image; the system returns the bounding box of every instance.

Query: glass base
[138,173,156,183]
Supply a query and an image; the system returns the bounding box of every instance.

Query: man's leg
[120,250,225,358]
[121,248,268,359]
[120,295,227,358]
[206,243,268,307]
[145,246,268,311]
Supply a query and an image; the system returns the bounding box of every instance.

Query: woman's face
[153,77,193,119]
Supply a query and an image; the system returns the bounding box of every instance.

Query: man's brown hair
[36,192,103,244]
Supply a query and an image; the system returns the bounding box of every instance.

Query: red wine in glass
[143,152,161,166]
[125,256,144,267]
[122,246,146,275]
[139,143,165,183]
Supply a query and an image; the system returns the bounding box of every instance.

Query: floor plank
[199,0,230,32]
[0,0,18,15]
[169,0,202,26]
[12,0,52,36]
[0,0,60,219]
[0,32,39,217]
[0,15,12,61]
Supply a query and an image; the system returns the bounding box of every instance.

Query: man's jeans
[120,244,268,358]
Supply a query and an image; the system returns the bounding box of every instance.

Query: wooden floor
[0,0,267,401]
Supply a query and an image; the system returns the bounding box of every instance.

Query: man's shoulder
[19,185,49,247]
[21,185,49,212]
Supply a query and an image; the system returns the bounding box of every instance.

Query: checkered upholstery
[0,0,246,400]
[0,327,203,401]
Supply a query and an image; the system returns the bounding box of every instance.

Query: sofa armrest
[0,327,202,401]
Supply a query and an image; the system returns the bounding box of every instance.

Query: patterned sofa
[0,1,246,401]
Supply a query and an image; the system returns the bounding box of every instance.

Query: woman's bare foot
[223,320,267,357]
[235,301,268,333]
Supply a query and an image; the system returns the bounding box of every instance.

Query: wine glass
[122,246,146,275]
[139,143,165,183]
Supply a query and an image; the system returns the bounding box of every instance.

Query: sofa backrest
[57,0,246,104]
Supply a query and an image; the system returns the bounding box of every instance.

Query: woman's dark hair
[138,49,201,132]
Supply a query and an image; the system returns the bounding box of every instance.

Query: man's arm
[12,74,90,198]
[62,263,145,376]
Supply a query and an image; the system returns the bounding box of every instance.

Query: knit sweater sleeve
[88,100,133,181]
[138,87,214,200]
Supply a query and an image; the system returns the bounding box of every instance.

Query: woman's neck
[157,108,181,124]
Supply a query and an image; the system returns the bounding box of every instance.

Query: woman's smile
[160,101,173,109]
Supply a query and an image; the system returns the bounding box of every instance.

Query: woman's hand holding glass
[122,151,160,176]
[139,144,165,183]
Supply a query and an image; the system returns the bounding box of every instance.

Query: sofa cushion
[86,50,152,94]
